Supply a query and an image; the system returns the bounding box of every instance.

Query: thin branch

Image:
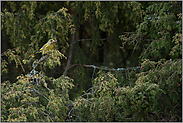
[67,64,141,72]
[124,32,136,34]
[32,55,48,70]
[65,86,99,121]
[73,37,115,44]
[39,111,53,122]
[64,106,74,121]
[92,67,96,80]
[142,44,152,56]
[1,47,18,56]
[31,89,50,102]
[86,86,99,93]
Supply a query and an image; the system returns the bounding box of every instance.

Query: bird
[37,39,57,54]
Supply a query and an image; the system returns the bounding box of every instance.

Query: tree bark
[62,33,75,97]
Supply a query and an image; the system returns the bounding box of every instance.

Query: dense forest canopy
[1,1,182,122]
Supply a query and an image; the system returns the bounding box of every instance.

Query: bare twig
[67,64,141,72]
[30,89,50,102]
[64,106,74,121]
[92,66,96,80]
[124,32,136,34]
[65,86,99,121]
[39,111,53,122]
[73,37,115,44]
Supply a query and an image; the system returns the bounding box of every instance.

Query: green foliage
[1,1,74,65]
[137,59,182,121]
[120,1,182,61]
[1,48,24,75]
[66,58,181,121]
[1,69,74,122]
[1,2,75,122]
[65,71,118,122]
[41,50,67,69]
[115,81,162,121]
[170,33,182,58]
[1,1,182,122]
[90,71,118,121]
[118,2,182,119]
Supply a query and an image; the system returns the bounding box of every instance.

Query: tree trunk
[62,33,75,97]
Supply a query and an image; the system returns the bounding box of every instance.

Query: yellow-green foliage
[1,72,74,122]
[1,1,182,122]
